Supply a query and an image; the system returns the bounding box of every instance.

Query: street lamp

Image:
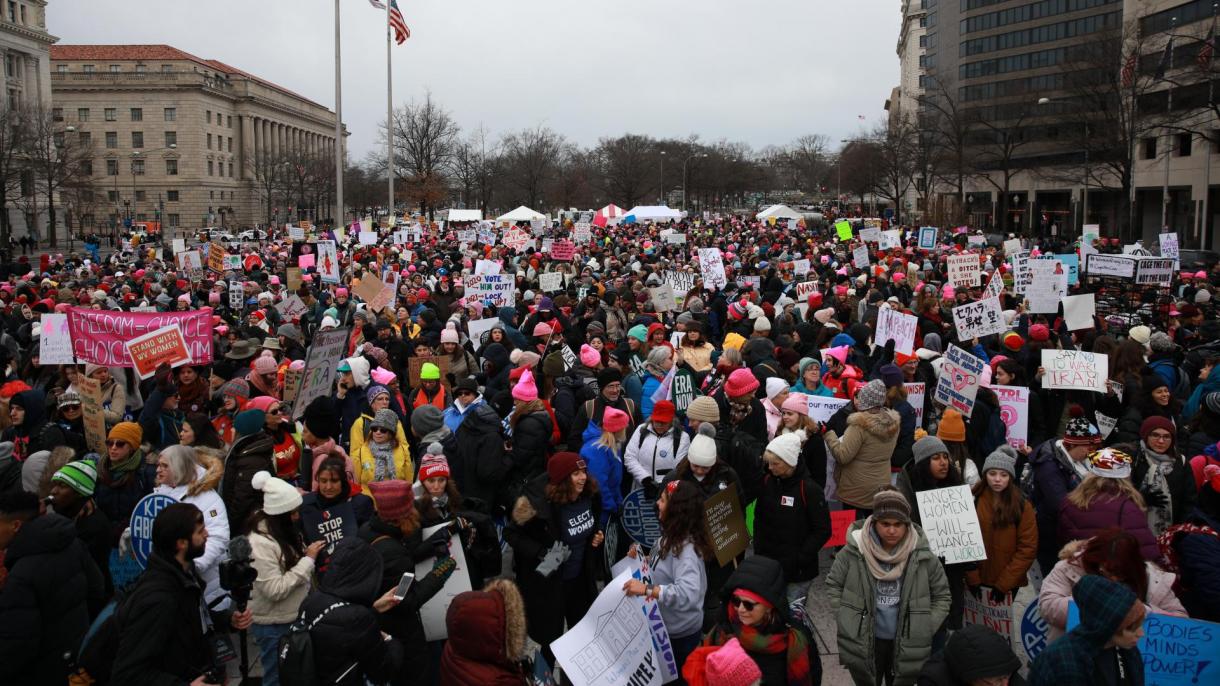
[682,152,708,211]
[659,150,667,204]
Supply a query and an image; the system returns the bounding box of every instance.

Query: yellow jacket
[351,439,415,486]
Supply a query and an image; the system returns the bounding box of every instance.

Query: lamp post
[682,152,708,211]
[659,150,666,204]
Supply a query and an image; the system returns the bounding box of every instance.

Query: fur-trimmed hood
[440,578,530,682]
[848,407,900,439]
[510,493,538,527]
[187,447,225,498]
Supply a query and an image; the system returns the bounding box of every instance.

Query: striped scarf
[711,612,812,686]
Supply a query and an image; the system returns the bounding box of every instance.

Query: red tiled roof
[50,44,325,110]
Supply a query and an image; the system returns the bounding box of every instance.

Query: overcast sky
[48,0,901,161]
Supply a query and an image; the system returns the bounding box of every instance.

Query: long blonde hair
[1066,474,1146,511]
[596,428,623,452]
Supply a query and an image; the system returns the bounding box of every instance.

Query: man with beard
[111,503,253,685]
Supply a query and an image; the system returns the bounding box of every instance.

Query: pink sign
[298,254,315,269]
[67,307,214,368]
[550,240,575,261]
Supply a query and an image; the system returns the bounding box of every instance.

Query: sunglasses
[106,440,128,448]
[730,596,759,612]
[370,426,392,434]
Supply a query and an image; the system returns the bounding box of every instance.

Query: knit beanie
[854,379,887,412]
[1001,331,1024,352]
[417,443,450,481]
[1127,325,1152,346]
[253,353,278,375]
[765,377,788,400]
[937,409,966,442]
[1027,324,1050,342]
[52,460,97,497]
[234,409,267,437]
[982,444,1019,479]
[220,378,251,402]
[251,470,303,515]
[688,426,719,468]
[410,404,444,439]
[366,384,391,407]
[754,317,772,333]
[871,486,911,524]
[1088,448,1133,479]
[547,452,586,485]
[627,324,648,342]
[686,395,721,423]
[602,407,629,434]
[420,362,441,381]
[944,624,1021,684]
[596,367,623,390]
[724,368,760,398]
[302,396,337,440]
[781,392,809,416]
[440,327,459,344]
[246,396,278,414]
[366,479,414,521]
[1062,404,1100,447]
[705,638,762,686]
[765,432,803,467]
[912,436,948,465]
[651,400,676,424]
[512,368,539,402]
[1149,331,1174,353]
[579,344,601,368]
[371,408,399,433]
[107,421,143,449]
[876,363,903,389]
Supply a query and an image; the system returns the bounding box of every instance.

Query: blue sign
[918,227,938,251]
[619,488,661,548]
[1040,253,1080,285]
[1068,601,1219,685]
[1020,597,1049,662]
[129,493,178,569]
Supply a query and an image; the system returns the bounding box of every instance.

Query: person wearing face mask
[1028,575,1147,686]
[965,445,1037,607]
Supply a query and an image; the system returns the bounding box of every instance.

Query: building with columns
[50,44,343,236]
[2,0,57,240]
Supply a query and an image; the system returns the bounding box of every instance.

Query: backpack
[72,594,126,685]
[278,601,349,686]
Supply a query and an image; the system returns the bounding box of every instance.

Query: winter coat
[152,450,229,605]
[753,460,833,583]
[1027,439,1086,574]
[965,488,1037,593]
[1166,509,1220,621]
[248,520,316,624]
[825,520,952,686]
[351,439,415,486]
[94,448,158,545]
[139,388,184,451]
[349,412,411,460]
[1038,538,1186,641]
[825,408,901,509]
[221,430,276,534]
[579,421,623,522]
[440,579,531,686]
[507,409,553,489]
[891,398,917,469]
[0,513,103,686]
[1028,575,1146,686]
[451,401,509,506]
[1126,442,1196,530]
[565,394,639,452]
[1058,492,1161,561]
[623,421,691,490]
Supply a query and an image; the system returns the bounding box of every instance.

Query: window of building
[167,190,179,202]
[4,54,13,78]
[108,65,120,73]
[206,110,211,124]
[1143,137,1158,159]
[104,108,116,122]
[80,190,93,203]
[919,34,928,48]
[132,159,145,175]
[164,107,176,121]
[56,64,67,74]
[130,108,142,121]
[166,159,178,175]
[207,160,214,175]
[206,133,212,150]
[135,64,146,74]
[162,64,173,73]
[134,190,146,202]
[53,132,64,148]
[164,131,176,147]
[209,191,214,200]
[919,16,927,27]
[82,65,95,74]
[77,107,89,121]
[105,131,117,148]
[7,2,15,22]
[227,138,233,152]
[106,159,118,176]
[1178,132,1192,156]
[131,131,143,148]
[108,190,119,202]
[167,213,180,227]
[18,4,23,23]
[78,131,91,146]
[227,115,233,128]
[80,160,92,175]
[52,108,63,122]
[228,162,234,177]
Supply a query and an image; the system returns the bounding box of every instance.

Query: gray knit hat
[871,486,911,524]
[912,436,948,465]
[982,444,1019,479]
[854,379,887,412]
[370,408,399,433]
[1149,331,1174,353]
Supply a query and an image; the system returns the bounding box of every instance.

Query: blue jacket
[497,307,528,350]
[1185,365,1220,422]
[640,373,664,420]
[1173,509,1220,622]
[791,381,834,397]
[579,421,622,526]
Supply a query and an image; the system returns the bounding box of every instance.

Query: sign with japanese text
[952,296,1006,340]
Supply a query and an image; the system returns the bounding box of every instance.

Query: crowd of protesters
[0,209,1218,686]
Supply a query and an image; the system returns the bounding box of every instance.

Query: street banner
[947,254,980,288]
[807,395,850,423]
[935,345,985,417]
[125,324,193,379]
[551,569,665,686]
[992,385,1030,449]
[876,307,918,355]
[952,297,1006,341]
[918,226,938,250]
[698,248,727,290]
[77,376,108,455]
[67,307,213,368]
[292,327,349,421]
[905,382,926,427]
[316,240,340,284]
[1062,293,1095,331]
[414,522,472,641]
[130,493,179,569]
[1041,349,1107,393]
[916,485,987,564]
[704,487,749,566]
[39,313,74,365]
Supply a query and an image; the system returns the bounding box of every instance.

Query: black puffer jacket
[451,401,509,506]
[221,430,276,534]
[753,460,833,584]
[507,409,553,488]
[300,538,405,686]
[0,513,103,686]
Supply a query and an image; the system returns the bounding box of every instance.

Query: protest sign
[358,230,378,245]
[125,325,193,379]
[807,395,850,423]
[935,345,985,417]
[280,367,303,408]
[1136,257,1175,286]
[206,242,226,273]
[962,589,1018,654]
[274,294,308,321]
[292,327,349,421]
[876,307,918,355]
[229,281,245,310]
[835,220,853,241]
[823,510,857,548]
[1083,253,1137,279]
[502,227,530,250]
[77,376,107,455]
[860,227,882,243]
[794,280,820,301]
[38,313,74,364]
[1003,238,1022,254]
[130,493,178,569]
[649,284,676,312]
[1159,232,1180,264]
[177,249,202,273]
[287,225,305,240]
[905,382,926,427]
[704,487,749,566]
[415,522,472,640]
[968,235,987,248]
[68,308,213,368]
[1066,605,1218,686]
[672,368,697,415]
[353,275,383,304]
[1011,251,1033,294]
[947,254,981,288]
[992,385,1030,449]
[918,226,938,250]
[297,253,315,270]
[408,355,450,388]
[698,247,727,290]
[952,297,1006,341]
[474,259,501,276]
[916,485,987,563]
[879,229,901,250]
[467,316,499,351]
[1062,293,1095,331]
[539,271,563,293]
[663,232,686,244]
[550,240,576,261]
[620,489,662,548]
[465,273,516,307]
[551,569,664,686]
[606,555,680,683]
[663,270,697,296]
[792,258,810,276]
[736,275,761,293]
[316,240,340,284]
[1050,253,1080,285]
[852,245,870,268]
[573,225,592,243]
[984,270,1004,300]
[1026,259,1066,313]
[223,254,242,271]
[171,238,185,253]
[1041,349,1107,393]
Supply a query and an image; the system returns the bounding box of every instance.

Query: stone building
[2,0,57,240]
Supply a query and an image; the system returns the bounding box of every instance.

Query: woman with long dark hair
[1114,372,1183,445]
[178,412,224,451]
[622,480,712,673]
[966,445,1037,603]
[992,358,1050,451]
[298,456,374,573]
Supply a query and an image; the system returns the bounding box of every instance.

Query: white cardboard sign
[876,307,918,355]
[916,485,988,564]
[1041,349,1107,393]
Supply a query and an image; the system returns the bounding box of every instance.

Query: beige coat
[825,408,900,509]
[248,521,315,624]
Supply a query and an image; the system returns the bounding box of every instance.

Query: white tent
[623,205,683,223]
[495,206,546,222]
[755,204,803,221]
[446,209,482,222]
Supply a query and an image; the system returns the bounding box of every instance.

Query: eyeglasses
[106,440,128,448]
[730,596,759,612]
[1148,431,1173,441]
[370,426,392,434]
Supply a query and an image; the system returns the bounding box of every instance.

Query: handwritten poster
[916,485,987,563]
[1041,349,1107,393]
[935,345,986,417]
[952,297,1006,341]
[876,307,918,355]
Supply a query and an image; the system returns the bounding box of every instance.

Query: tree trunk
[46,186,56,248]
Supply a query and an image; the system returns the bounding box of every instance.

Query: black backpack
[278,601,349,686]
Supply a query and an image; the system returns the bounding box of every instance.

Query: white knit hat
[251,470,303,515]
[765,377,788,400]
[688,427,718,468]
[765,432,803,467]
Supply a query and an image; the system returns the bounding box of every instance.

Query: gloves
[118,528,133,559]
[535,541,571,578]
[430,555,457,583]
[641,478,659,501]
[426,527,452,558]
[1140,487,1170,510]
[989,588,1008,604]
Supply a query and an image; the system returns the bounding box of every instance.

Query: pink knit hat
[822,345,849,365]
[579,344,600,368]
[532,322,553,337]
[440,326,459,344]
[253,352,278,375]
[602,407,629,433]
[246,396,278,414]
[781,392,809,415]
[370,367,396,386]
[705,638,762,686]
[724,368,760,398]
[512,368,538,402]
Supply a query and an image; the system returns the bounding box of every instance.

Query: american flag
[1121,51,1137,87]
[1199,20,1216,70]
[388,0,410,44]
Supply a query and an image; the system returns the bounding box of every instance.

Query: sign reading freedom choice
[67,307,213,368]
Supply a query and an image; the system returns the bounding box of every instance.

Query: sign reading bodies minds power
[130,493,178,569]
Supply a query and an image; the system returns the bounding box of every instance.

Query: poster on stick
[414,523,472,640]
[876,307,918,355]
[124,325,193,379]
[916,485,987,563]
[947,254,981,288]
[934,345,985,417]
[703,487,749,567]
[1041,349,1107,393]
[77,376,108,455]
[39,313,74,365]
[292,327,349,420]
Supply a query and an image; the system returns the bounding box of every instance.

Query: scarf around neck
[722,609,812,686]
[857,516,919,582]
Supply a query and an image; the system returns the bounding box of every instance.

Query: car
[238,229,267,242]
[1177,248,1219,271]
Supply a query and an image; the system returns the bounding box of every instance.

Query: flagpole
[334,0,345,230]
[386,0,394,224]
[1204,5,1217,248]
[1162,18,1176,232]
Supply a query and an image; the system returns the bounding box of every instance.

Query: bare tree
[592,133,658,209]
[380,92,460,218]
[839,139,883,210]
[871,117,920,224]
[248,148,289,227]
[782,134,832,195]
[919,73,974,222]
[969,102,1038,233]
[500,125,565,209]
[24,106,95,247]
[0,106,31,254]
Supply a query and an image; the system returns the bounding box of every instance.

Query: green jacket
[824,520,951,686]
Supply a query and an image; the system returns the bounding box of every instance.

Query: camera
[219,535,258,611]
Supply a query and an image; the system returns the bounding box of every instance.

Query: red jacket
[440,581,530,686]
